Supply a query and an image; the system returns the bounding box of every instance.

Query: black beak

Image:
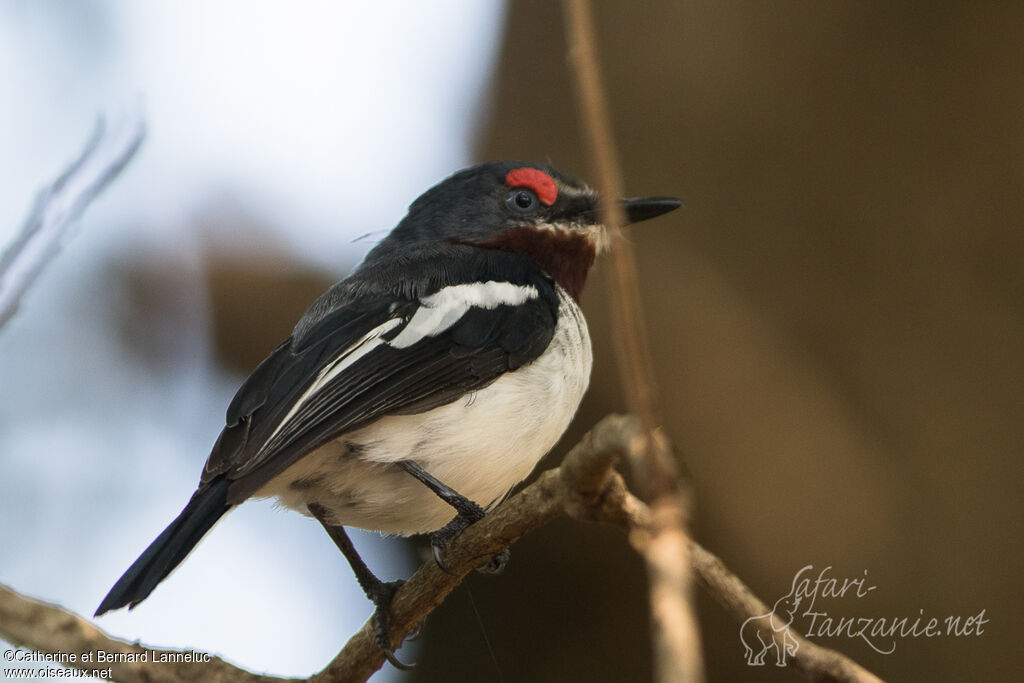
[623,196,683,224]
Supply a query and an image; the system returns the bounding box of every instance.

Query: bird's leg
[398,461,510,575]
[308,503,413,670]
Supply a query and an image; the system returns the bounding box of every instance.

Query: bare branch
[561,2,703,680]
[559,3,887,680]
[561,0,661,435]
[0,113,145,329]
[0,415,880,682]
[690,544,885,683]
[0,584,296,683]
[0,416,639,683]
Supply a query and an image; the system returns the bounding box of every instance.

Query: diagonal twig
[0,113,146,329]
[561,2,704,681]
[0,584,296,683]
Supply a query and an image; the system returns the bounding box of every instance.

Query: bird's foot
[398,461,510,574]
[429,509,511,575]
[366,579,414,670]
[308,503,416,669]
[429,510,478,574]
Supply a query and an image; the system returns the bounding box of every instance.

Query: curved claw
[370,580,415,670]
[406,618,427,642]
[431,542,458,576]
[429,514,478,575]
[381,646,415,671]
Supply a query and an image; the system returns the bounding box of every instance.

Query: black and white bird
[95,160,679,665]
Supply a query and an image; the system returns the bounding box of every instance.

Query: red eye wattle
[504,168,558,206]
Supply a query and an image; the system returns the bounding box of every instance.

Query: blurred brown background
[192,1,1021,680]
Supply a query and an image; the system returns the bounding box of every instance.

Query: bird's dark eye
[506,188,539,213]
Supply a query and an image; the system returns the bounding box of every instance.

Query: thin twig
[0,113,146,329]
[0,584,294,683]
[561,2,704,681]
[691,544,885,683]
[561,0,660,434]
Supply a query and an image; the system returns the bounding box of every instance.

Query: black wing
[202,250,559,503]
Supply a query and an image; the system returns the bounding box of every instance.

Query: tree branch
[0,415,880,683]
[0,584,297,683]
[561,2,703,680]
[0,113,145,329]
[690,545,884,683]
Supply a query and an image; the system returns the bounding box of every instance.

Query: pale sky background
[0,1,507,679]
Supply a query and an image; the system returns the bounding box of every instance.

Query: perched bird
[95,160,679,665]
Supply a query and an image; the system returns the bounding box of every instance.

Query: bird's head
[372,160,681,300]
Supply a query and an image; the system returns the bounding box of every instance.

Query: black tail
[95,477,232,616]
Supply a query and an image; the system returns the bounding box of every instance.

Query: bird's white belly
[264,288,592,535]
